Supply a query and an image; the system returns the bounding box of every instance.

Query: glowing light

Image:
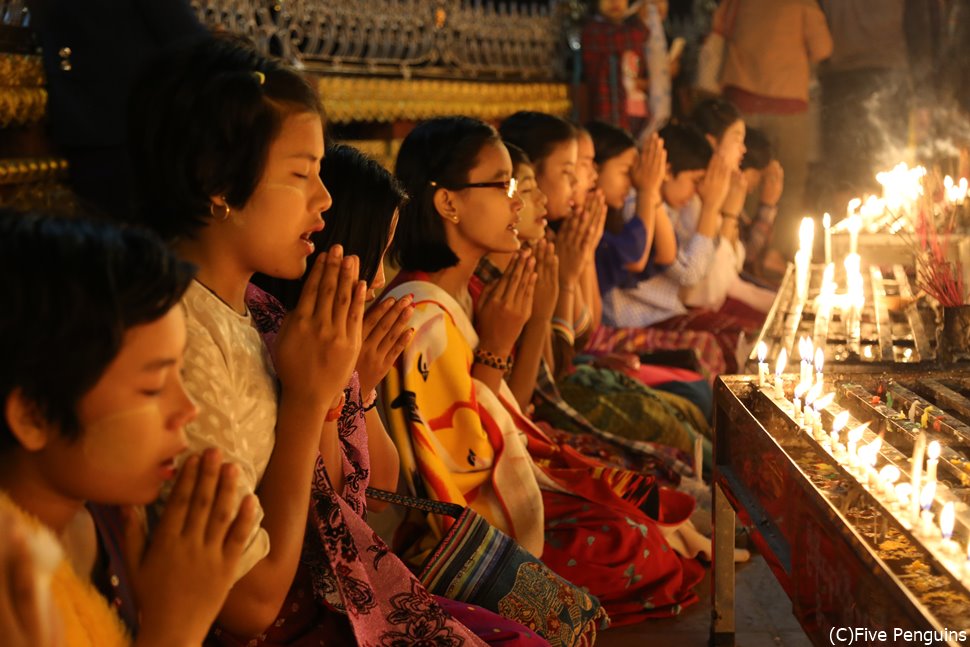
[941,502,955,540]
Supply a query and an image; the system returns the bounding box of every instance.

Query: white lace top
[178,280,274,574]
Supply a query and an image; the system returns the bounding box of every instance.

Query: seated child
[0,211,258,647]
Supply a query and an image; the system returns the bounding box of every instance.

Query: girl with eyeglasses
[382,116,706,629]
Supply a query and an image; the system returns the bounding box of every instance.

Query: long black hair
[128,34,324,241]
[0,211,195,448]
[391,116,502,273]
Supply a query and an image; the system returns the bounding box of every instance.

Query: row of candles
[801,162,970,306]
[755,338,969,583]
[793,215,866,350]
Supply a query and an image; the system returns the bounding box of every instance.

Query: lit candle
[757,341,768,387]
[879,465,900,497]
[774,348,787,400]
[793,381,808,423]
[799,337,813,385]
[831,410,850,442]
[804,383,822,431]
[911,432,927,526]
[919,481,937,537]
[799,216,815,256]
[926,440,941,488]
[823,212,832,265]
[847,423,868,468]
[864,436,882,487]
[846,197,861,221]
[846,198,862,255]
[940,502,956,553]
[813,393,835,441]
[894,482,913,509]
[814,347,824,387]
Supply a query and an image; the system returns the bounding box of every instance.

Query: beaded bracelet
[473,348,514,372]
[362,388,378,412]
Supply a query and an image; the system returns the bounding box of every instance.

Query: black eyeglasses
[430,177,518,199]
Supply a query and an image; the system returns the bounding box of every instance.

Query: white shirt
[176,280,273,576]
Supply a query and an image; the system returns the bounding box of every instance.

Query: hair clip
[254,71,266,85]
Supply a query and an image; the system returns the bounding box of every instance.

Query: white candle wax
[757,341,768,387]
[920,510,937,538]
[940,502,955,545]
[926,440,941,487]
[911,433,927,525]
[774,349,787,399]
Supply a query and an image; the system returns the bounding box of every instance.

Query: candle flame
[928,440,941,461]
[794,381,809,398]
[920,481,936,510]
[775,348,787,376]
[757,341,767,363]
[863,345,873,359]
[832,410,850,433]
[798,336,811,361]
[805,382,823,407]
[799,218,815,252]
[848,197,862,213]
[844,253,861,277]
[941,502,955,540]
[823,212,831,228]
[879,465,900,485]
[865,437,882,466]
[814,392,835,412]
[814,347,824,373]
[848,422,869,444]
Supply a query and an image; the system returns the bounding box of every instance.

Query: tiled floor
[598,555,814,647]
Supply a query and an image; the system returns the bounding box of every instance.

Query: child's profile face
[597,147,637,210]
[40,307,196,506]
[717,119,747,170]
[225,111,333,281]
[536,139,578,221]
[447,141,523,256]
[662,168,705,208]
[513,163,549,242]
[598,0,630,23]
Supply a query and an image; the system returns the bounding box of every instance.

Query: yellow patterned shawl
[379,279,547,557]
[0,493,130,647]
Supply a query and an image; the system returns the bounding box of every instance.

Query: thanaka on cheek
[81,404,171,472]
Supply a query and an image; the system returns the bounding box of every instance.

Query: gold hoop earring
[210,201,231,221]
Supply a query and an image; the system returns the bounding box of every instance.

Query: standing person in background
[582,0,649,132]
[818,0,908,203]
[714,0,831,265]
